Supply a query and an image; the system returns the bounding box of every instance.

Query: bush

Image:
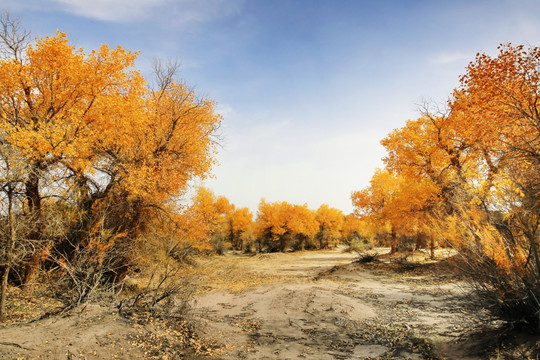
[48,240,121,308]
[347,236,374,253]
[354,252,378,264]
[457,249,540,330]
[210,232,227,255]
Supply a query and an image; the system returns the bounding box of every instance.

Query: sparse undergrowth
[120,304,228,359]
[351,250,540,359]
[2,248,540,360]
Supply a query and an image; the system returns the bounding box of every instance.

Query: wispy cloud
[6,0,243,24]
[430,51,470,65]
[51,0,166,22]
[216,103,235,119]
[164,0,244,28]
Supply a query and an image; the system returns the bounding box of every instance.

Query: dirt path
[0,249,485,359]
[193,249,483,360]
[0,302,146,359]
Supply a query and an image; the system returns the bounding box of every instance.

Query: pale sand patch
[0,248,484,359]
[192,249,483,359]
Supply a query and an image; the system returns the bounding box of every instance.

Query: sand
[0,248,485,359]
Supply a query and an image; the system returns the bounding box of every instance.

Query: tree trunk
[0,265,11,320]
[529,232,540,279]
[229,227,235,250]
[0,266,10,319]
[23,253,41,291]
[22,170,42,291]
[1,188,16,318]
[390,230,397,255]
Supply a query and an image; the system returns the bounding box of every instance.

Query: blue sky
[3,0,540,213]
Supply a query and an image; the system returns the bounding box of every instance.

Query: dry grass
[194,254,296,294]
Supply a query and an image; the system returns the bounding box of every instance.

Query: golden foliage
[0,28,222,310]
[352,45,540,325]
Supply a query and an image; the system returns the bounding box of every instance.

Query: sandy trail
[0,303,146,359]
[193,249,482,360]
[0,249,483,359]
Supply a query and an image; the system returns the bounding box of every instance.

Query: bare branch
[152,58,180,93]
[0,12,30,62]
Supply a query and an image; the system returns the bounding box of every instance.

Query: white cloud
[164,0,244,28]
[5,0,243,24]
[0,0,45,12]
[216,103,235,119]
[51,0,166,22]
[430,51,470,65]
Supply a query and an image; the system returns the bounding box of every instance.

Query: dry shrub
[119,264,195,313]
[47,237,124,309]
[440,206,540,337]
[116,262,228,358]
[457,248,540,330]
[354,252,378,264]
[344,235,374,253]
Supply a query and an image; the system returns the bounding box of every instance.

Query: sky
[3,0,540,214]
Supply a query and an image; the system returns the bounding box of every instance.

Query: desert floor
[0,248,488,359]
[192,248,484,360]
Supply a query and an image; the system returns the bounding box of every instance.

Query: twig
[0,341,35,350]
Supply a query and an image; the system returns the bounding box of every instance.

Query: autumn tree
[342,214,364,243]
[226,207,253,251]
[178,187,225,253]
[446,44,540,326]
[287,204,319,250]
[174,190,254,254]
[352,170,399,253]
[0,16,221,310]
[355,43,540,329]
[255,200,291,252]
[255,200,319,252]
[315,205,344,249]
[341,214,380,252]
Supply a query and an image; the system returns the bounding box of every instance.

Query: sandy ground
[0,248,486,359]
[0,302,146,359]
[192,249,484,360]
